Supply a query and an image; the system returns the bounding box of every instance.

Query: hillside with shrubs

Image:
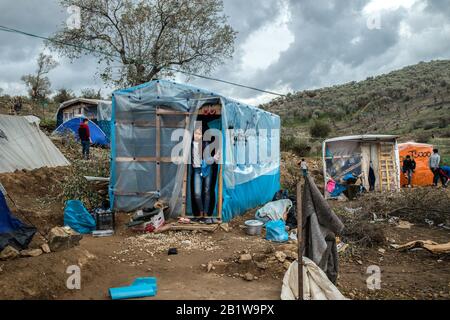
[262,60,450,160]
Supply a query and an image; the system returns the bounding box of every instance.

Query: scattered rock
[41,243,51,253]
[239,253,252,263]
[207,261,214,273]
[378,248,386,254]
[0,246,20,261]
[244,273,254,281]
[47,227,83,252]
[220,223,230,232]
[255,261,268,270]
[356,260,363,265]
[20,249,43,257]
[275,251,287,263]
[283,261,291,270]
[284,250,298,261]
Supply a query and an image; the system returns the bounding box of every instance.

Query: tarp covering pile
[110,80,280,222]
[302,175,344,284]
[53,117,109,146]
[0,115,70,173]
[0,185,36,251]
[281,257,348,300]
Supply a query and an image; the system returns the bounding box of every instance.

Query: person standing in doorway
[191,125,220,224]
[78,118,91,160]
[368,161,376,191]
[299,159,308,177]
[402,155,416,188]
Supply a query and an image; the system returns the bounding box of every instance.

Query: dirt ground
[0,149,449,300]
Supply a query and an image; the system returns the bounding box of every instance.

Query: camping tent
[0,185,36,251]
[53,117,109,146]
[323,135,400,198]
[110,80,280,222]
[398,142,434,187]
[0,115,70,174]
[97,101,113,139]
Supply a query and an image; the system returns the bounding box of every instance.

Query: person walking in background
[78,118,91,160]
[429,149,444,187]
[299,159,308,177]
[402,155,416,188]
[368,161,376,191]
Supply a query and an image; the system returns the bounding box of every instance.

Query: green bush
[310,120,331,138]
[280,136,311,156]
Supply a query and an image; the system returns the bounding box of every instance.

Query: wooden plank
[168,223,219,233]
[157,109,192,116]
[297,179,303,301]
[115,119,185,128]
[115,157,182,163]
[156,108,161,192]
[217,164,224,221]
[181,115,190,217]
[114,191,159,196]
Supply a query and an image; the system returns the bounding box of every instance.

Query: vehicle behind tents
[109,80,280,222]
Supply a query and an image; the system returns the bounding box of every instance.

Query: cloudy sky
[0,0,449,105]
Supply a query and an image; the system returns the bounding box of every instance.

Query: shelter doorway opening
[185,104,222,221]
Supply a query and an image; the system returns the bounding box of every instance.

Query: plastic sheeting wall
[110,80,280,221]
[0,115,70,173]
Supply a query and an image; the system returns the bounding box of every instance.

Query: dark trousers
[81,141,90,159]
[193,167,212,216]
[432,168,446,186]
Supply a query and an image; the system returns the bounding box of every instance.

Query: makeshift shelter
[110,80,280,222]
[398,142,434,187]
[0,115,70,174]
[97,101,113,138]
[53,117,109,146]
[55,98,111,127]
[323,135,400,198]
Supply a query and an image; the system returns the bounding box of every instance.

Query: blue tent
[109,80,280,222]
[53,117,109,146]
[0,192,36,251]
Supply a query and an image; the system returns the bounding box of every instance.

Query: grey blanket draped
[302,175,344,284]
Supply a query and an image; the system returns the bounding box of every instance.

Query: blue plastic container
[109,277,157,300]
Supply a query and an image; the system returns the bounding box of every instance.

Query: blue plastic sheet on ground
[64,200,96,234]
[109,277,157,300]
[266,220,288,243]
[0,193,36,250]
[330,184,348,198]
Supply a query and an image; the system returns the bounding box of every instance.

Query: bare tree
[21,53,59,100]
[48,0,237,87]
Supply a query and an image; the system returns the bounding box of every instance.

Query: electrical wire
[0,25,286,97]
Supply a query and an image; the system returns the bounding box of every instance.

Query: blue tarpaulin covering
[0,193,36,250]
[109,80,280,222]
[53,118,109,146]
[265,220,288,243]
[64,200,96,234]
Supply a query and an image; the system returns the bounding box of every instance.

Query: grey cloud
[0,0,449,104]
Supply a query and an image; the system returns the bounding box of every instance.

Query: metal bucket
[244,220,264,236]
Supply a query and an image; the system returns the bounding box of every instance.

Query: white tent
[0,115,70,173]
